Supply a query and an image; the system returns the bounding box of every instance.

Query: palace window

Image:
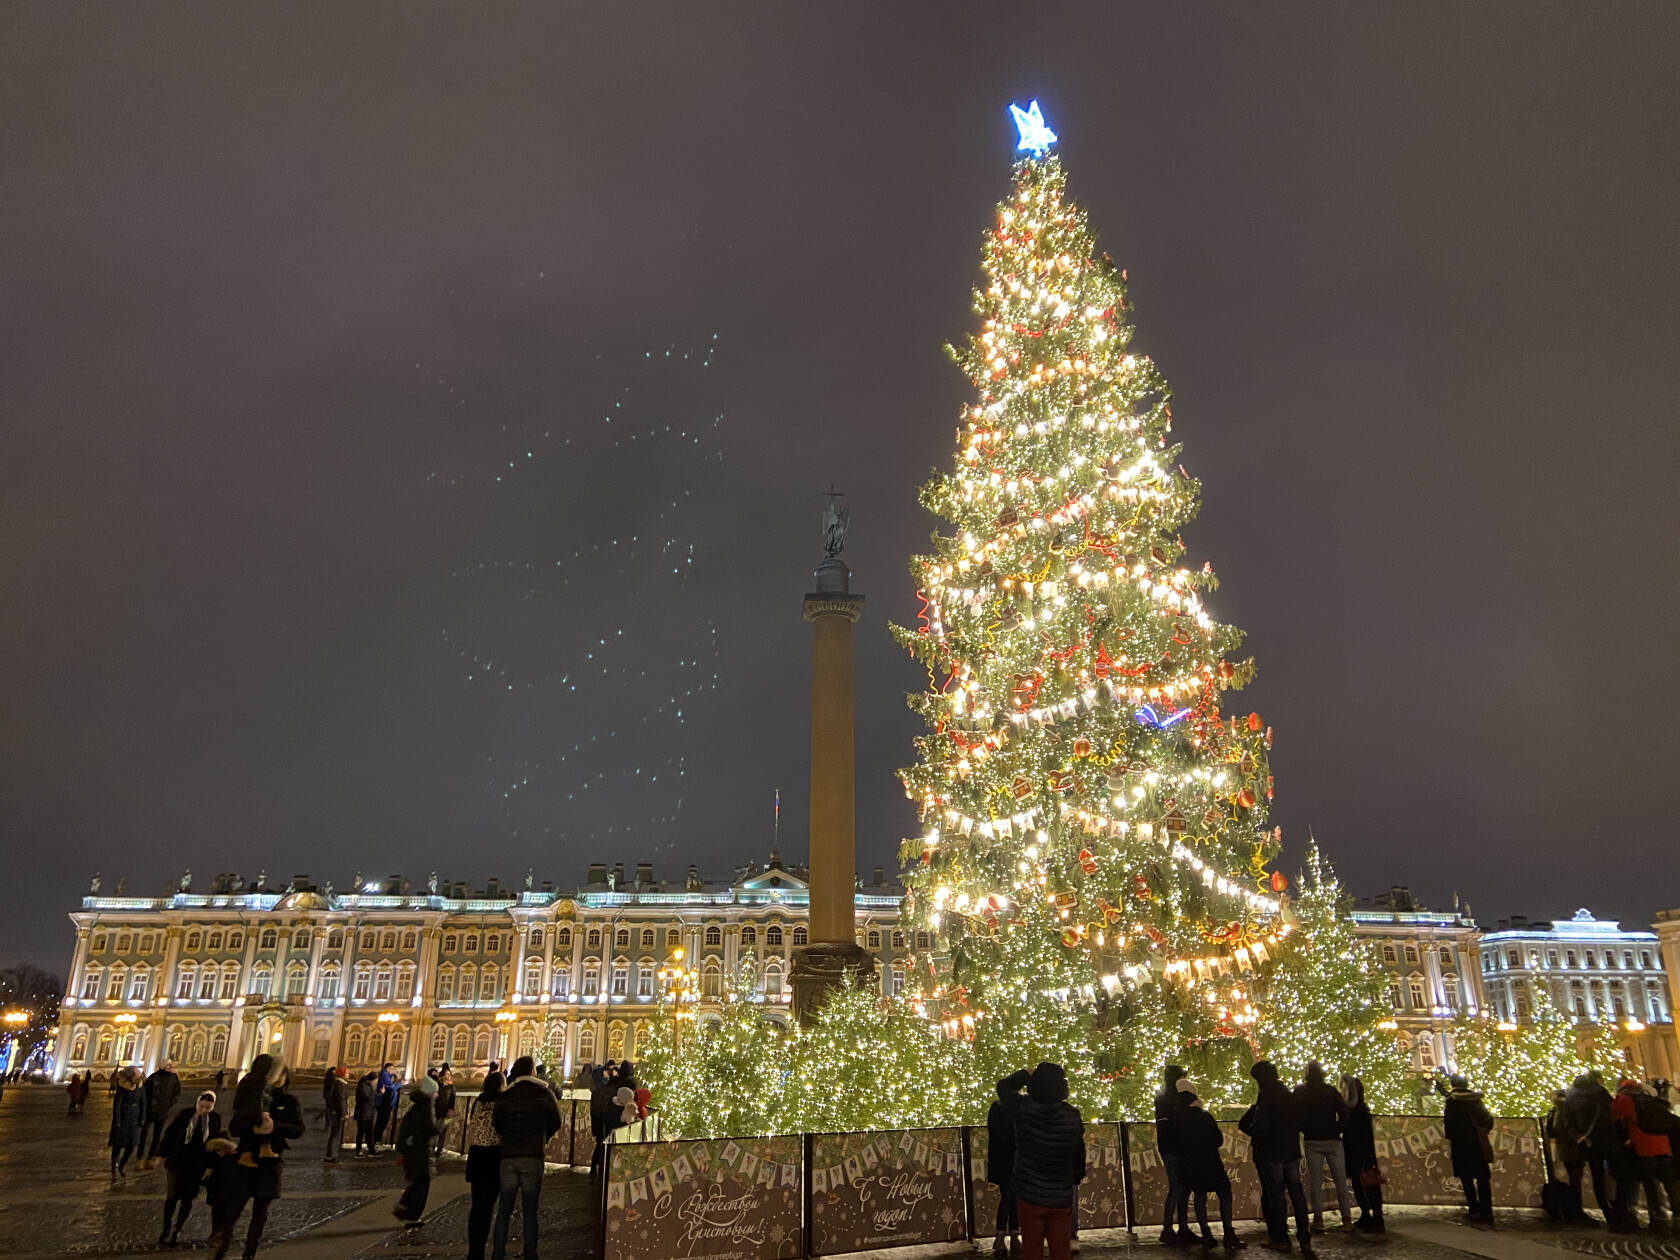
[557,928,572,950]
[582,965,599,998]
[892,931,905,950]
[250,964,272,1001]
[1388,976,1403,1009]
[226,930,243,951]
[80,967,102,1002]
[381,930,397,953]
[207,931,224,951]
[185,931,202,952]
[106,967,126,1001]
[360,930,376,951]
[551,968,570,998]
[765,926,782,947]
[587,929,602,950]
[1403,945,1419,965]
[366,1029,385,1064]
[1407,974,1425,1008]
[480,964,499,1000]
[260,928,277,950]
[373,964,393,1002]
[473,1028,492,1063]
[916,931,931,950]
[176,964,198,1000]
[345,1028,364,1062]
[1641,951,1653,970]
[741,926,757,946]
[523,960,543,998]
[452,1027,470,1063]
[611,964,629,997]
[286,963,309,999]
[443,934,459,954]
[1511,950,1525,967]
[293,929,310,950]
[485,934,501,953]
[312,1030,330,1065]
[1438,947,1452,967]
[395,963,416,1001]
[117,932,133,954]
[318,964,340,1002]
[459,964,478,1001]
[704,926,721,948]
[578,1026,596,1062]
[209,1028,227,1062]
[198,967,219,1000]
[327,928,344,950]
[465,934,480,953]
[666,929,680,949]
[167,1026,185,1059]
[765,963,784,998]
[401,930,418,952]
[867,930,882,950]
[1444,973,1460,1009]
[219,962,239,999]
[529,928,544,951]
[128,963,152,1000]
[891,968,905,996]
[640,928,655,949]
[436,965,455,1002]
[637,965,654,998]
[1382,944,1397,964]
[140,932,156,954]
[703,962,721,997]
[432,1026,449,1062]
[792,927,807,946]
[352,964,372,1002]
[616,928,631,949]
[1547,950,1559,968]
[91,934,107,954]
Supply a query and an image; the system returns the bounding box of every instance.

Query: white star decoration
[1009,100,1057,154]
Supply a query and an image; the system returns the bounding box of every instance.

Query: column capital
[803,593,864,622]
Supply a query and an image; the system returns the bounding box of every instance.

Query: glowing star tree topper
[1009,100,1057,155]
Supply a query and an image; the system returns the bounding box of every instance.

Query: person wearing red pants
[1010,1063,1086,1260]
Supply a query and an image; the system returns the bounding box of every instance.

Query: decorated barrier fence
[592,1113,1546,1257]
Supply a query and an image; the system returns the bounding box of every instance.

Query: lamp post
[657,948,699,1057]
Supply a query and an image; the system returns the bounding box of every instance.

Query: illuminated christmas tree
[895,102,1320,1112]
[1254,844,1412,1112]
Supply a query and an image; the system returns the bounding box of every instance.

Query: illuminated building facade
[53,855,908,1081]
[1350,887,1484,1073]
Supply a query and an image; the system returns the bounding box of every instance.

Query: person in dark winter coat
[1609,1078,1674,1235]
[1156,1064,1192,1246]
[1238,1061,1311,1258]
[491,1056,562,1260]
[321,1067,347,1163]
[158,1091,222,1245]
[1544,1089,1595,1225]
[1293,1062,1354,1233]
[141,1061,182,1168]
[1167,1078,1247,1251]
[1011,1063,1086,1260]
[588,1064,618,1175]
[353,1072,379,1157]
[1442,1075,1495,1227]
[213,1056,305,1260]
[109,1067,148,1178]
[463,1072,505,1260]
[1563,1073,1620,1227]
[375,1064,399,1149]
[393,1077,439,1224]
[1339,1076,1383,1234]
[987,1069,1030,1253]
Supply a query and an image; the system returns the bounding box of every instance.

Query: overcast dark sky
[4,6,1678,972]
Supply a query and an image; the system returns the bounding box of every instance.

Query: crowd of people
[56,1050,1680,1258]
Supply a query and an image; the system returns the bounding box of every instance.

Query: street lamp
[2,1011,27,1026]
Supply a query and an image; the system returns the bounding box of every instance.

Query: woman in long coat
[1442,1075,1495,1227]
[159,1091,223,1244]
[109,1067,148,1178]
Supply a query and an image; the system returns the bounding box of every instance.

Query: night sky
[4,7,1678,973]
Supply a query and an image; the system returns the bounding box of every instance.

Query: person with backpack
[1611,1078,1679,1235]
[987,1070,1030,1253]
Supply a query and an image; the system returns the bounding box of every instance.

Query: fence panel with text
[809,1128,967,1256]
[968,1126,1002,1239]
[1081,1122,1128,1229]
[544,1098,577,1165]
[602,1135,804,1260]
[1372,1116,1545,1208]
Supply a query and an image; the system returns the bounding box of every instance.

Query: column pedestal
[790,942,878,1026]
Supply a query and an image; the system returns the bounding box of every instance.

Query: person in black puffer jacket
[1442,1075,1495,1227]
[1012,1062,1085,1260]
[1293,1062,1354,1233]
[1339,1075,1383,1234]
[987,1070,1030,1253]
[1167,1078,1246,1252]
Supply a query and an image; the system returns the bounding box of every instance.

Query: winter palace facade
[53,855,912,1081]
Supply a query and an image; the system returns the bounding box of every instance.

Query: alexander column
[791,492,878,1024]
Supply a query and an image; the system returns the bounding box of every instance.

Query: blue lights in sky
[1009,100,1057,155]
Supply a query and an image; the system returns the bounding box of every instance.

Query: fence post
[597,1140,611,1260]
[803,1132,815,1260]
[961,1125,978,1243]
[1120,1121,1137,1238]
